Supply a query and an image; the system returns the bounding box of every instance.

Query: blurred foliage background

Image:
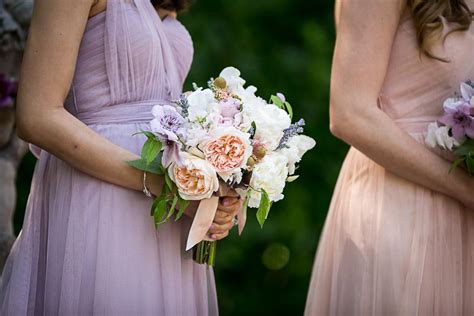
[14,0,348,315]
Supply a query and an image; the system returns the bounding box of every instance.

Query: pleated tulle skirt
[305,135,474,316]
[0,123,218,316]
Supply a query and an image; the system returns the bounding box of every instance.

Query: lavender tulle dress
[0,1,219,315]
[305,7,474,316]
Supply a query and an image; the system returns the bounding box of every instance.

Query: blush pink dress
[305,8,474,316]
[0,1,219,315]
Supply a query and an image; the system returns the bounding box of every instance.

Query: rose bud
[214,77,227,89]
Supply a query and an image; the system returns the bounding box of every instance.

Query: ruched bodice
[65,0,194,122]
[379,11,474,134]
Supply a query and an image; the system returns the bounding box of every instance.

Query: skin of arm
[330,0,474,209]
[16,0,160,193]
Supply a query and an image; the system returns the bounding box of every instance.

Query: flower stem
[193,241,216,266]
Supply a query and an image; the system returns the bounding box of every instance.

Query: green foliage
[141,136,162,165]
[126,159,164,175]
[256,189,272,228]
[452,140,474,175]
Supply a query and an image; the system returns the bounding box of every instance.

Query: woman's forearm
[331,106,473,206]
[17,106,164,195]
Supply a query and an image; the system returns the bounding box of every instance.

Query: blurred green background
[15,1,349,315]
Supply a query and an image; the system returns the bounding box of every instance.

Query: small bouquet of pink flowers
[425,80,474,174]
[128,67,316,265]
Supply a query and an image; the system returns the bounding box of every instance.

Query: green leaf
[466,154,474,175]
[126,158,164,175]
[270,95,284,108]
[454,140,474,156]
[175,197,190,221]
[251,121,257,135]
[132,130,156,139]
[165,194,179,221]
[153,198,168,227]
[256,189,272,228]
[449,158,465,174]
[164,170,174,191]
[284,101,293,119]
[141,138,162,165]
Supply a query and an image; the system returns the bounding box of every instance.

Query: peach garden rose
[202,127,252,179]
[169,152,219,200]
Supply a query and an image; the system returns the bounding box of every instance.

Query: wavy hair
[407,0,473,61]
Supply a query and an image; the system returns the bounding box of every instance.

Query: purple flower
[439,102,474,140]
[0,74,17,108]
[162,140,184,168]
[276,93,286,102]
[150,105,185,142]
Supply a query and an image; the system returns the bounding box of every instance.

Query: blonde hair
[407,0,473,61]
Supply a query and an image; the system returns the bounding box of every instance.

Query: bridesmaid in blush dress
[0,0,242,315]
[306,0,474,315]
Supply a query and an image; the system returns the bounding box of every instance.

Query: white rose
[169,152,219,200]
[187,88,219,123]
[425,122,460,151]
[242,100,292,151]
[248,152,289,207]
[184,123,209,147]
[219,67,246,93]
[278,135,316,175]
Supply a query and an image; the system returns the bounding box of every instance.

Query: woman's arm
[16,0,163,194]
[330,0,474,208]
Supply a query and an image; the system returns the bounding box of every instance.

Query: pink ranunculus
[203,127,252,173]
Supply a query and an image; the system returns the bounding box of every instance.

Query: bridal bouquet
[128,67,316,265]
[425,80,474,174]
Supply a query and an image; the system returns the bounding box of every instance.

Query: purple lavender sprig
[277,119,305,149]
[0,74,17,108]
[175,94,190,118]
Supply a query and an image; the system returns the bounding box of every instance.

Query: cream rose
[247,152,289,208]
[169,152,219,200]
[241,99,292,151]
[202,127,252,181]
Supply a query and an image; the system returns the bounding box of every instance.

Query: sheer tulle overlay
[0,1,219,315]
[305,10,474,316]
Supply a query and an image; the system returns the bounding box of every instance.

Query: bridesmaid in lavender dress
[306,0,474,315]
[0,0,242,315]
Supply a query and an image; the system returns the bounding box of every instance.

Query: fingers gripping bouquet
[425,80,474,174]
[128,67,316,265]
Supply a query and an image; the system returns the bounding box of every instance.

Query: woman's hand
[208,196,242,240]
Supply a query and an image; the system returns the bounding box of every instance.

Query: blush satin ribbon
[186,194,248,251]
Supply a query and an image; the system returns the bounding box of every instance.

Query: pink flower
[169,153,219,200]
[203,127,252,173]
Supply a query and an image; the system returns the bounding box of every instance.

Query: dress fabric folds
[305,10,474,316]
[0,1,219,315]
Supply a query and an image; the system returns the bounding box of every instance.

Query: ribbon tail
[185,196,219,251]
